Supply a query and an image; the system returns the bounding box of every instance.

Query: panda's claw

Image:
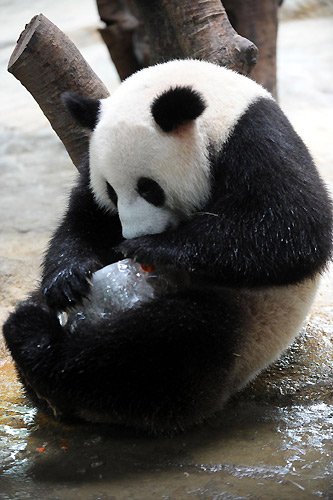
[42,260,100,311]
[117,238,150,263]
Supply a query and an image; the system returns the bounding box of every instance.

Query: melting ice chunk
[58,259,186,331]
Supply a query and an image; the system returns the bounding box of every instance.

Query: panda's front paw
[42,260,100,311]
[117,235,170,267]
[117,237,151,264]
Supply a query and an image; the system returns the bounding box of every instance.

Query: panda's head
[64,60,269,239]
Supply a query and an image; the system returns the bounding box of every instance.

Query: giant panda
[3,59,332,435]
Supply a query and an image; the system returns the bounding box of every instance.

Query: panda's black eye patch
[136,177,165,207]
[106,182,118,207]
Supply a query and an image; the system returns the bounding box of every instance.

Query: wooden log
[97,0,149,80]
[97,0,258,78]
[223,0,279,97]
[8,14,110,169]
[127,0,258,75]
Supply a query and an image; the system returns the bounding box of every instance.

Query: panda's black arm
[119,100,332,286]
[42,163,123,311]
[119,187,332,287]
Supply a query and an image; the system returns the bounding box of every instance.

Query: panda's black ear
[151,86,206,132]
[62,91,101,130]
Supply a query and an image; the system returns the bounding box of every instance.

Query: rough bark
[98,0,258,77]
[8,14,110,168]
[223,0,279,97]
[97,0,149,80]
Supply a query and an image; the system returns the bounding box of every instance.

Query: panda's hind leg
[71,288,242,433]
[3,301,71,413]
[3,290,241,434]
[3,301,65,368]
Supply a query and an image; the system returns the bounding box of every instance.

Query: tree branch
[96,0,149,80]
[223,0,279,97]
[8,14,110,168]
[97,0,258,78]
[129,0,257,75]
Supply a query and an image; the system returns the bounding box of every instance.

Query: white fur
[118,195,178,239]
[89,59,272,238]
[220,274,321,404]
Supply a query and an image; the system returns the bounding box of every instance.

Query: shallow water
[1,311,332,500]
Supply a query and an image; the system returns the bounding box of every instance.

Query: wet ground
[0,1,332,499]
[0,310,332,500]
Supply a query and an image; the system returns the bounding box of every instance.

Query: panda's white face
[90,118,212,238]
[89,104,212,239]
[89,59,270,239]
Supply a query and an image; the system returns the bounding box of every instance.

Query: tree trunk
[223,0,279,97]
[98,0,258,78]
[97,0,149,81]
[98,0,279,96]
[8,14,110,169]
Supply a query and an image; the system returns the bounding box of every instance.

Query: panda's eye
[106,182,118,207]
[136,177,165,207]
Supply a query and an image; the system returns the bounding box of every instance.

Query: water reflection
[0,311,332,499]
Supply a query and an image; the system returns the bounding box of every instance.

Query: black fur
[151,86,206,132]
[3,290,241,434]
[41,159,124,311]
[3,96,332,435]
[136,177,166,207]
[62,92,101,130]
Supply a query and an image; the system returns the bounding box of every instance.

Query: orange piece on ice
[141,264,155,273]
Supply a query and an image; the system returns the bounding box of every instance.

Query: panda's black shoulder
[60,155,115,236]
[203,96,332,285]
[67,156,100,213]
[214,97,330,205]
[72,155,92,195]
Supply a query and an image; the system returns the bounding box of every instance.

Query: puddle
[1,311,332,500]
